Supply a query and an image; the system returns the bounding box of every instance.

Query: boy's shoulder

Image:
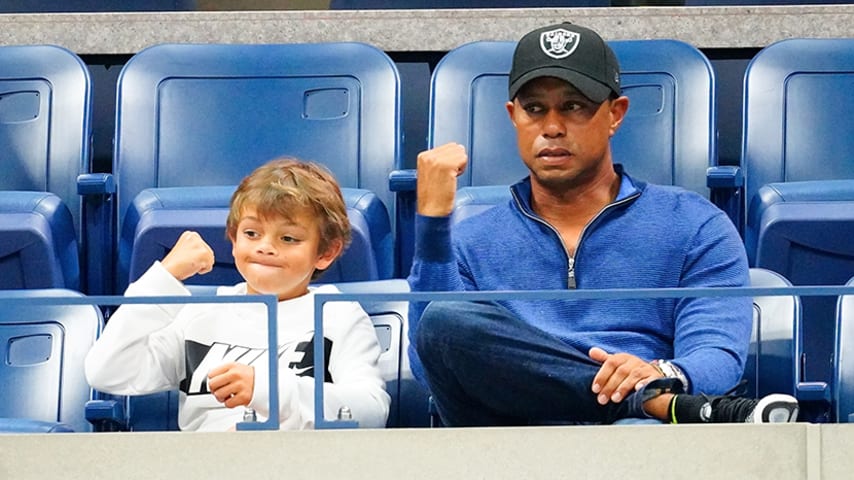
[309,283,342,295]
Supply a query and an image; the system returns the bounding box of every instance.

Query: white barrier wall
[1,424,843,480]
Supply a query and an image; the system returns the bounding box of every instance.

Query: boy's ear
[314,239,344,271]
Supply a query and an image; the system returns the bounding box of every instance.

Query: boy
[85,158,390,431]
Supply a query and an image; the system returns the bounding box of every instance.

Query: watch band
[651,359,690,392]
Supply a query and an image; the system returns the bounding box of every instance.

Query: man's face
[506,76,627,191]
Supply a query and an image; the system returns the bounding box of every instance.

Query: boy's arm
[86,230,214,393]
[84,261,191,394]
[249,303,390,429]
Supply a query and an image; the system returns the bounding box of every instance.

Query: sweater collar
[510,163,645,214]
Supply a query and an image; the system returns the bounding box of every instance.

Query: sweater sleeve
[249,302,390,429]
[84,261,191,395]
[406,213,470,386]
[670,212,753,395]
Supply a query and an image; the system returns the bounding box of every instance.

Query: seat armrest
[796,381,830,403]
[86,399,127,432]
[795,381,831,423]
[706,166,743,189]
[706,166,744,234]
[77,173,116,294]
[389,169,416,192]
[77,173,116,195]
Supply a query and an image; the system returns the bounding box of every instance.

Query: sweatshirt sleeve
[671,212,753,395]
[406,213,471,386]
[84,261,191,395]
[248,301,390,429]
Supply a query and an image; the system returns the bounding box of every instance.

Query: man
[408,22,799,426]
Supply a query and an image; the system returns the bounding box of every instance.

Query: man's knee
[415,301,480,356]
[417,301,462,344]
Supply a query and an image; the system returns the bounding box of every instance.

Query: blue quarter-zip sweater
[408,169,752,396]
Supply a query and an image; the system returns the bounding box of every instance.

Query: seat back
[742,39,854,384]
[833,275,854,422]
[113,42,401,292]
[0,45,92,290]
[125,279,428,430]
[742,38,854,225]
[118,186,391,292]
[394,39,716,275]
[746,268,801,399]
[0,289,103,432]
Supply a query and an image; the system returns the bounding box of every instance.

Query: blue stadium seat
[0,289,103,433]
[86,279,431,430]
[746,268,799,399]
[391,39,719,276]
[742,38,854,385]
[0,45,92,291]
[746,267,831,419]
[833,275,854,423]
[108,42,401,293]
[118,185,391,291]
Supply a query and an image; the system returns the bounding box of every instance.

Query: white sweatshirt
[85,261,390,431]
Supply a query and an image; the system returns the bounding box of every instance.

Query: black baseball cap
[508,22,621,103]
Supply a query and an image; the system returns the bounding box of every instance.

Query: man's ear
[608,96,630,137]
[505,100,517,127]
[314,239,344,271]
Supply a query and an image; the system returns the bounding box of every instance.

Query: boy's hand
[416,142,468,217]
[208,362,255,408]
[161,230,215,281]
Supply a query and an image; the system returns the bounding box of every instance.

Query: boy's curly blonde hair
[226,158,351,280]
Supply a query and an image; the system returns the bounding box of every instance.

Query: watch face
[700,402,713,422]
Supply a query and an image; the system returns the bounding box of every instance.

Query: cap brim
[509,67,612,103]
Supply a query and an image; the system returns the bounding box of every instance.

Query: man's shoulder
[639,183,720,211]
[453,201,516,236]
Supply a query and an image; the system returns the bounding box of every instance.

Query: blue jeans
[414,300,653,426]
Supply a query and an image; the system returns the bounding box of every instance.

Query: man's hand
[589,347,663,405]
[208,362,255,408]
[160,230,215,281]
[416,142,468,217]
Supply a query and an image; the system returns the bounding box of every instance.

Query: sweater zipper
[512,190,641,289]
[568,256,576,288]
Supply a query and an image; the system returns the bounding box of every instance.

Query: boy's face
[229,206,339,301]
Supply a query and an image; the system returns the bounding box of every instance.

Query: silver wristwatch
[651,359,690,391]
